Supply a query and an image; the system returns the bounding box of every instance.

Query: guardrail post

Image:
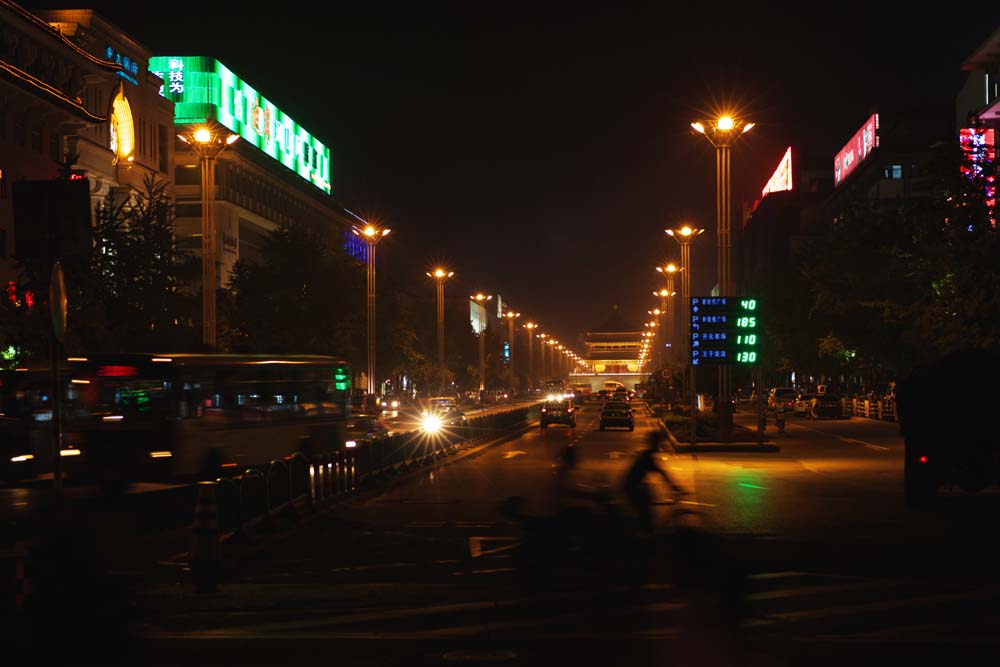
[191,481,221,593]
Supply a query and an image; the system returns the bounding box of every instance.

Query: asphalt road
[9,401,1000,665]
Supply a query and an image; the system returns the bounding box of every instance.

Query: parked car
[794,393,818,414]
[540,399,576,428]
[768,387,797,413]
[810,393,843,419]
[600,401,634,431]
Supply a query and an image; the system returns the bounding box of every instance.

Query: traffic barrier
[190,481,221,593]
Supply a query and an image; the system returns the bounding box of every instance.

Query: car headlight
[391,400,399,408]
[422,414,443,434]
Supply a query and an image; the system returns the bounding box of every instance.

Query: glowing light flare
[60,448,81,457]
[421,415,443,434]
[11,455,34,463]
[194,128,212,143]
[691,122,705,134]
[716,116,735,131]
[149,451,173,458]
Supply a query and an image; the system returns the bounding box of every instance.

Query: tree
[3,175,197,358]
[221,222,364,362]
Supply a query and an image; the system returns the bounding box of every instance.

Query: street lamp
[426,267,454,392]
[692,114,753,433]
[503,309,520,377]
[537,333,549,380]
[666,225,704,363]
[177,124,239,350]
[471,293,493,396]
[353,223,390,397]
[523,322,538,390]
[655,262,681,365]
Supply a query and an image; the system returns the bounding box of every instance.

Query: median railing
[201,404,540,545]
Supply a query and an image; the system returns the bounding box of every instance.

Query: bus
[1,353,351,488]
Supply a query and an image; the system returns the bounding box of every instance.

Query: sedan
[810,394,844,419]
[600,401,634,431]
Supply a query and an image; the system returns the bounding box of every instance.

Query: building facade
[0,1,151,284]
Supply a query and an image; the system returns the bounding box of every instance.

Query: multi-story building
[0,1,164,283]
[574,306,644,392]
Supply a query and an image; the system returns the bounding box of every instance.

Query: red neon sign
[762,147,793,197]
[97,365,139,377]
[834,114,879,187]
[960,127,996,216]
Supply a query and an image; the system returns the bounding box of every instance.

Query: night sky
[27,2,997,348]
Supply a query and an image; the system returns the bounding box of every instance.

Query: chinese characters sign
[690,297,760,366]
[148,56,332,194]
[834,113,879,187]
[106,45,140,85]
[761,146,793,198]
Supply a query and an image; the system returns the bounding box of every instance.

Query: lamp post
[353,223,390,397]
[503,309,520,373]
[537,333,548,380]
[692,115,754,435]
[655,262,681,364]
[178,125,239,350]
[523,322,537,390]
[471,293,493,396]
[667,224,705,446]
[426,268,454,393]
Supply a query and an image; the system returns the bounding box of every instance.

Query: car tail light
[541,408,547,413]
[567,408,573,413]
[919,455,928,464]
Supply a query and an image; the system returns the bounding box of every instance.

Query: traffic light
[334,366,350,391]
[12,178,92,261]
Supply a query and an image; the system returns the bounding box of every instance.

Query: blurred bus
[1,353,351,488]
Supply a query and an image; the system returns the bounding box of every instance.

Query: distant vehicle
[600,401,634,431]
[0,354,351,489]
[810,393,843,419]
[540,399,576,429]
[421,396,466,426]
[379,395,402,418]
[768,387,797,412]
[603,380,626,393]
[794,393,818,414]
[898,349,1000,507]
[612,387,631,403]
[597,389,611,401]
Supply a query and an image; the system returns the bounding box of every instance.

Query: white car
[794,393,818,414]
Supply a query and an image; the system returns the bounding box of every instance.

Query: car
[810,393,843,419]
[612,388,631,403]
[794,393,818,414]
[379,395,402,418]
[767,387,797,413]
[540,399,576,428]
[421,396,466,426]
[345,413,391,444]
[597,389,611,401]
[600,401,634,431]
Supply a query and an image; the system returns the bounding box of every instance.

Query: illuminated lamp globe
[194,128,212,143]
[717,116,735,131]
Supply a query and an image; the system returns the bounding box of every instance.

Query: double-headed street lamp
[665,225,704,363]
[426,267,454,392]
[691,115,754,298]
[655,262,681,364]
[523,322,537,389]
[353,223,390,397]
[177,125,239,350]
[503,309,520,371]
[471,293,493,395]
[693,115,753,433]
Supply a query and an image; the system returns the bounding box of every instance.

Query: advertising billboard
[149,56,332,194]
[834,113,879,187]
[761,146,793,197]
[960,127,996,215]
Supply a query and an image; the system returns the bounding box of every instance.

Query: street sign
[50,262,67,342]
[689,297,760,366]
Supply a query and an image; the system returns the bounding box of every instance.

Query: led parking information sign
[690,297,760,366]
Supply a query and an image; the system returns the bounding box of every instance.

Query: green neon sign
[149,56,332,194]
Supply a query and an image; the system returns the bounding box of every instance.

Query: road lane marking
[745,586,1000,625]
[748,580,891,601]
[799,461,820,473]
[468,536,521,558]
[503,450,527,459]
[678,500,716,507]
[864,444,889,451]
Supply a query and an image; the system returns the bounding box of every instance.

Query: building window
[158,125,168,173]
[882,164,903,180]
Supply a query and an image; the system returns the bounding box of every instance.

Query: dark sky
[28,2,998,349]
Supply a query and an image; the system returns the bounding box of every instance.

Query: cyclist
[623,431,688,535]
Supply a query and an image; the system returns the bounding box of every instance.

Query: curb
[655,416,780,454]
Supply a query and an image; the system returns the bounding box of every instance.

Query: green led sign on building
[690,297,760,366]
[149,56,332,194]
